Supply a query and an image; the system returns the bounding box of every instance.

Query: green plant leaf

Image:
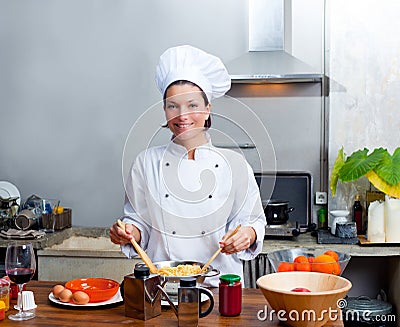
[366,170,400,199]
[373,148,400,186]
[339,147,386,182]
[330,147,345,197]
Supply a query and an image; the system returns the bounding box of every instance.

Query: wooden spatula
[116,219,158,274]
[200,225,241,274]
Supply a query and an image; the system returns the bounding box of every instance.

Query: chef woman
[110,45,266,286]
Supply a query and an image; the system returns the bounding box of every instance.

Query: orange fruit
[308,257,315,263]
[277,262,295,272]
[295,261,311,272]
[312,254,341,275]
[324,250,339,262]
[294,255,308,263]
[293,255,311,271]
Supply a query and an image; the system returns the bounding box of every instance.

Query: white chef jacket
[120,137,266,287]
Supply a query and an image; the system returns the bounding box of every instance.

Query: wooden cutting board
[358,235,400,246]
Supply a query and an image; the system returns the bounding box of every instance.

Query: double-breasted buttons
[207,163,219,199]
[163,161,218,200]
[163,162,170,197]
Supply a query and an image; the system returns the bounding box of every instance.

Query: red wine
[6,268,35,284]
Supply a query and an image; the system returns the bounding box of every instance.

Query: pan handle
[286,207,295,213]
[202,267,220,277]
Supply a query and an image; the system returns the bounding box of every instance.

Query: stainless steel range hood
[226,50,323,84]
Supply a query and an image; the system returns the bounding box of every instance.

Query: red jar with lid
[219,274,242,316]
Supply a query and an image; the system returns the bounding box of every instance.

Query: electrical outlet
[315,192,327,204]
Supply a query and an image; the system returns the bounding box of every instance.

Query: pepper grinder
[124,266,163,320]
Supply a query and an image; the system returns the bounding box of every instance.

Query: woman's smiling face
[164,83,210,141]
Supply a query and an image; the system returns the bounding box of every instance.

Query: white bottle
[385,195,400,243]
[367,200,385,243]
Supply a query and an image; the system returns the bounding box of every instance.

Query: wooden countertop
[1,281,343,326]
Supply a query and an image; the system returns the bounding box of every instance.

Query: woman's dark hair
[163,80,211,129]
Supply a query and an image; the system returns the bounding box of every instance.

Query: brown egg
[52,284,65,298]
[58,289,73,303]
[72,291,90,305]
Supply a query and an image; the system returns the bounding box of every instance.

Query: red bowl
[65,278,119,303]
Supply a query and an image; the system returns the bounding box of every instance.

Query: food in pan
[158,264,202,276]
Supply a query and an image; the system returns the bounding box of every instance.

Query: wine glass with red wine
[5,242,36,320]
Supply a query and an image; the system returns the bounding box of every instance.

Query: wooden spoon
[200,225,241,274]
[116,219,158,274]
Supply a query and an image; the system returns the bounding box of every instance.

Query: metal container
[342,296,394,327]
[158,277,214,327]
[136,260,219,284]
[14,209,38,230]
[136,260,220,303]
[124,266,164,321]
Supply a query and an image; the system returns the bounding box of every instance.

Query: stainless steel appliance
[255,171,313,238]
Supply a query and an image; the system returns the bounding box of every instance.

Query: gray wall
[327,0,400,212]
[0,1,325,227]
[0,1,250,227]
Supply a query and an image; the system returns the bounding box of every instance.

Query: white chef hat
[155,45,231,102]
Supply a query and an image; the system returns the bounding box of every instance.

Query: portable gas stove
[255,171,314,239]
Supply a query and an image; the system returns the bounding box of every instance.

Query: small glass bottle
[219,274,241,316]
[0,300,5,321]
[317,207,327,229]
[353,195,363,234]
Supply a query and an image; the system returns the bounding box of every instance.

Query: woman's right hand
[109,221,140,245]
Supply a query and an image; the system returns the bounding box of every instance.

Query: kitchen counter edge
[1,227,399,257]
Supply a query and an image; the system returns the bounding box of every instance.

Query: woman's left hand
[219,226,256,254]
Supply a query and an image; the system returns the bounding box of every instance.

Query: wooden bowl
[257,272,352,327]
[65,278,119,303]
